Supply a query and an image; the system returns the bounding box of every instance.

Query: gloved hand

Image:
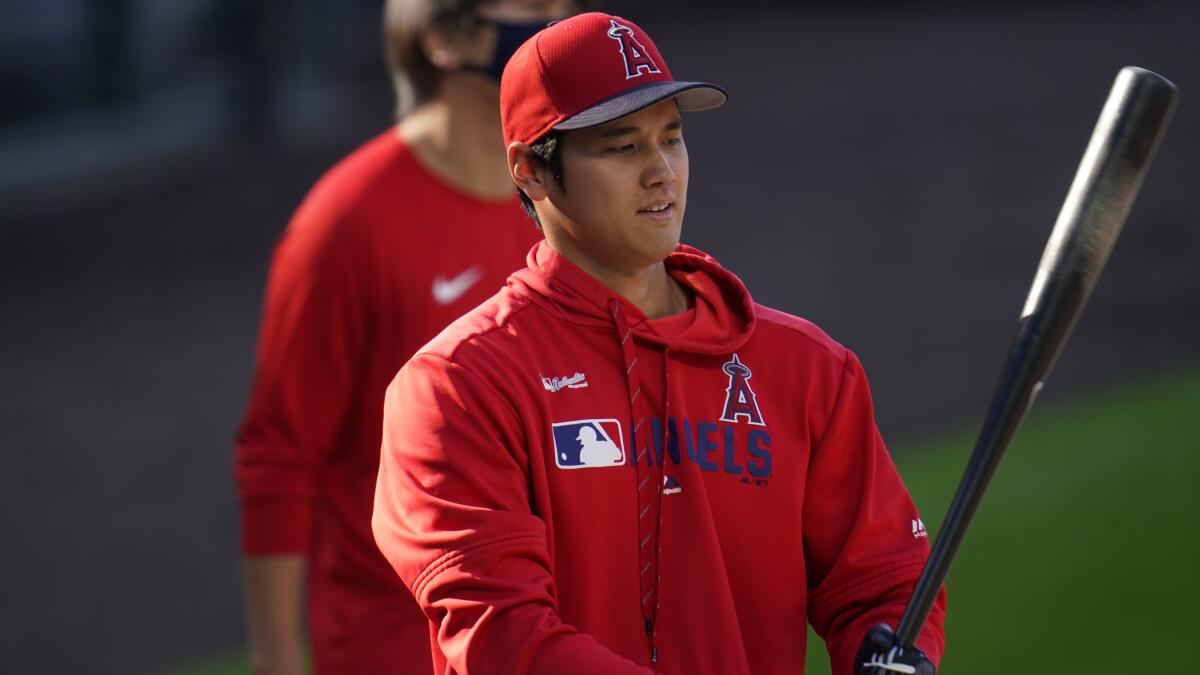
[854,624,935,675]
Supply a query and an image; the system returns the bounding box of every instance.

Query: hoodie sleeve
[803,351,946,675]
[373,353,653,675]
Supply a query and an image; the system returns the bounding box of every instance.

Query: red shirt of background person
[233,2,576,674]
[372,12,946,675]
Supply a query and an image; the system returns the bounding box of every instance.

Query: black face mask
[461,19,548,82]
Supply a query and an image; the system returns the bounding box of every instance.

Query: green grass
[168,370,1200,674]
[162,653,248,675]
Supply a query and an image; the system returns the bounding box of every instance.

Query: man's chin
[643,236,683,265]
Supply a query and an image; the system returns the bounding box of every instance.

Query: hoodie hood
[509,240,756,355]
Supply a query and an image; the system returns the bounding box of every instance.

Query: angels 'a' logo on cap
[606,19,661,80]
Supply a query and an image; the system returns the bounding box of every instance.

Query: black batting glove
[854,624,935,675]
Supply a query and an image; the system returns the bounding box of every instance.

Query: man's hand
[243,555,308,675]
[855,624,935,675]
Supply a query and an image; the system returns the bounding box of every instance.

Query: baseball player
[372,12,946,675]
[234,2,574,673]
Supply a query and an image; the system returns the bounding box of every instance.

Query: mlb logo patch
[552,419,626,469]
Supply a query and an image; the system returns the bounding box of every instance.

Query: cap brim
[552,81,727,131]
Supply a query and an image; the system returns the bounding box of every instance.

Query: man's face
[540,99,690,276]
[453,0,576,70]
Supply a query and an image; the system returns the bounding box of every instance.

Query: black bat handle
[894,315,1046,648]
[893,66,1177,650]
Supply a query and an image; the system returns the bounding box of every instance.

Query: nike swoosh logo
[432,265,484,305]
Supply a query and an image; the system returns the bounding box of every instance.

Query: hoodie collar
[509,240,756,355]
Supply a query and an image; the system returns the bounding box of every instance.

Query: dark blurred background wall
[1,2,1196,673]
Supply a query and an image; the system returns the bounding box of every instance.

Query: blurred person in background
[234,1,578,673]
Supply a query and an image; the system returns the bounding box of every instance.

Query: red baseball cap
[500,13,727,147]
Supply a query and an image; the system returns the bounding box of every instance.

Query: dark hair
[383,0,485,117]
[518,132,565,228]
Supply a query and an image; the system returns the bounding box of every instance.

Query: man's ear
[508,142,550,201]
[421,24,465,70]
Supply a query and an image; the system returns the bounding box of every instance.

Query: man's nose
[642,147,677,188]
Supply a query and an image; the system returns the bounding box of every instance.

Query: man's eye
[606,144,635,153]
[664,137,683,146]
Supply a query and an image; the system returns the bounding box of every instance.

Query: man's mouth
[638,201,675,219]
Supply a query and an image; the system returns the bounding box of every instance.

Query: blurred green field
[806,367,1200,674]
[168,369,1200,675]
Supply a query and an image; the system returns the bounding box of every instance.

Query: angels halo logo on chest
[719,353,766,426]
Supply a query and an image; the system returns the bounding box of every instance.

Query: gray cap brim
[553,81,727,131]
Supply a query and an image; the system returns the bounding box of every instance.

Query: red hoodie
[373,241,946,674]
[234,131,540,672]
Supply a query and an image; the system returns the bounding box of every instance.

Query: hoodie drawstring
[609,299,666,664]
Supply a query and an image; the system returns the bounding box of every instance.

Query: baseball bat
[895,66,1178,650]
